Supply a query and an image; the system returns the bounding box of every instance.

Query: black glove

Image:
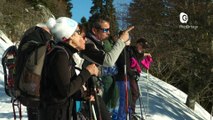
[133,71,140,81]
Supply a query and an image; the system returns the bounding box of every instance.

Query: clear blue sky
[71,0,92,23]
[71,0,132,23]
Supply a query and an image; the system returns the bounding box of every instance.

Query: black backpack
[16,26,55,107]
[1,26,71,120]
[2,45,18,98]
[1,44,24,120]
[2,26,71,107]
[2,26,55,107]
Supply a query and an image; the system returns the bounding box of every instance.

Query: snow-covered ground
[0,35,212,120]
[137,73,212,120]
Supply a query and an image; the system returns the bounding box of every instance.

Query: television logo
[179,12,198,30]
[179,12,188,24]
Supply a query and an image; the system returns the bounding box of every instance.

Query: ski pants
[116,80,130,120]
[130,79,140,113]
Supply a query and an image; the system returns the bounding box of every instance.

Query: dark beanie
[136,38,150,48]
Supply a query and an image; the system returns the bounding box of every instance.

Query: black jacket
[115,46,142,81]
[81,32,125,67]
[115,46,133,81]
[16,26,52,90]
[40,42,91,120]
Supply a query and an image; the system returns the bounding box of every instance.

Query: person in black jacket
[39,17,99,120]
[80,13,134,120]
[82,13,134,66]
[113,36,133,120]
[16,18,55,120]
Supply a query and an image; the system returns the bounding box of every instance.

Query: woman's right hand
[86,64,99,76]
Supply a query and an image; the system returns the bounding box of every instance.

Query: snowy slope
[137,73,212,120]
[0,37,212,120]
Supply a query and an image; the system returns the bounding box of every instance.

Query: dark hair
[88,13,110,31]
[78,23,85,34]
[136,38,150,48]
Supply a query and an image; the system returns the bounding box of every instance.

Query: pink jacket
[141,56,153,70]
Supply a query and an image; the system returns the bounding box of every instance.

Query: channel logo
[179,12,188,24]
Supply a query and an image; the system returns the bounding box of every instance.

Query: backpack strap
[46,40,70,60]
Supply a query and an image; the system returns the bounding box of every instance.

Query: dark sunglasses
[98,28,110,33]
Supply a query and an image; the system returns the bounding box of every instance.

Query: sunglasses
[75,29,81,35]
[98,28,110,33]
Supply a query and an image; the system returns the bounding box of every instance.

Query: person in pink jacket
[130,38,152,118]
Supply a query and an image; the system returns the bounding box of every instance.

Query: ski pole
[123,48,130,120]
[141,55,153,119]
[146,69,150,119]
[136,80,145,120]
[88,100,93,120]
[91,104,97,120]
[92,77,102,120]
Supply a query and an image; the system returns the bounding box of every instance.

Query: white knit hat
[48,17,78,41]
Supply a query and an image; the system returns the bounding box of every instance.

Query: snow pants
[116,80,131,120]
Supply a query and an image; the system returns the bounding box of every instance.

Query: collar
[88,33,104,43]
[86,32,104,49]
[57,41,78,54]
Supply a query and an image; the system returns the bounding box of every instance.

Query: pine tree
[128,0,213,112]
[90,0,103,15]
[105,0,118,35]
[89,0,118,35]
